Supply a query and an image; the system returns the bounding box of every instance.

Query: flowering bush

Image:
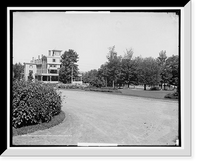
[12,80,62,128]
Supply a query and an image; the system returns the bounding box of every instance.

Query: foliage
[164,92,179,99]
[57,83,86,89]
[12,80,62,128]
[120,49,137,88]
[28,70,33,81]
[13,62,24,80]
[59,49,79,84]
[13,111,65,136]
[149,86,160,91]
[106,46,122,88]
[81,46,179,92]
[137,57,161,90]
[82,69,106,88]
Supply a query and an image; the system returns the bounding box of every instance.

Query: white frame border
[4,3,191,157]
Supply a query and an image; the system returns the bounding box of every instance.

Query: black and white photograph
[4,3,192,157]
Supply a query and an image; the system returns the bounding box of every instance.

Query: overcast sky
[13,11,178,72]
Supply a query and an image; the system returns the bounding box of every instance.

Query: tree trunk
[164,83,166,90]
[144,84,146,90]
[128,82,130,88]
[112,80,115,89]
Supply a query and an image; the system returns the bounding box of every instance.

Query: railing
[37,69,48,74]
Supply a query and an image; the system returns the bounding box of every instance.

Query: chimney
[38,55,40,59]
[49,50,51,56]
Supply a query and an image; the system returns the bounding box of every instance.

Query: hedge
[57,83,86,90]
[164,92,179,99]
[12,80,62,128]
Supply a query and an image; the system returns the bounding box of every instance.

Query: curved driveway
[13,90,179,146]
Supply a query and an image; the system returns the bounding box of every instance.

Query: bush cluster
[12,80,62,128]
[149,86,160,91]
[164,92,179,99]
[57,83,86,90]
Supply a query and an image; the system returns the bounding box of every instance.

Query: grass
[13,111,65,136]
[83,86,177,100]
[119,88,177,99]
[84,87,121,93]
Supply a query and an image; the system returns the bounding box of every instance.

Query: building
[24,49,82,84]
[24,62,37,81]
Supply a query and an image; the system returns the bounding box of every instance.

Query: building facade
[24,49,82,84]
[24,63,37,81]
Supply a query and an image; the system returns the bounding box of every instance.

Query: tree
[137,57,160,90]
[106,46,122,88]
[120,48,137,88]
[156,50,168,89]
[98,64,108,87]
[165,55,179,92]
[82,69,105,87]
[59,49,79,84]
[13,62,24,80]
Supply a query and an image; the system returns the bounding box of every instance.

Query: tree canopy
[82,46,179,91]
[13,62,24,80]
[59,49,79,84]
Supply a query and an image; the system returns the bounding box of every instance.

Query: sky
[13,11,179,72]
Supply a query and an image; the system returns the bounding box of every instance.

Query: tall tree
[166,55,179,90]
[98,64,108,87]
[137,57,160,90]
[156,50,168,89]
[120,48,137,88]
[59,49,79,84]
[106,46,122,88]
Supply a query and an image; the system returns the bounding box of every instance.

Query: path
[13,90,179,146]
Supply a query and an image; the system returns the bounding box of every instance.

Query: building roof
[24,62,36,65]
[52,49,62,52]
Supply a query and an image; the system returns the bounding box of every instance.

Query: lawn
[119,88,176,99]
[13,111,65,136]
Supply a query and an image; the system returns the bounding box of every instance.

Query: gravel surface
[13,90,179,146]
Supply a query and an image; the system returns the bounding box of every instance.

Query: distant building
[24,62,37,81]
[24,49,82,84]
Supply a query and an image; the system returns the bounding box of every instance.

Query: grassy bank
[119,89,177,100]
[13,111,65,136]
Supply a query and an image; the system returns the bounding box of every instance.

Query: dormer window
[53,59,56,62]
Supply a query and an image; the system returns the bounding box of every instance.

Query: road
[13,90,179,146]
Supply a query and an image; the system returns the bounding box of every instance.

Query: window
[49,70,57,74]
[52,59,56,62]
[51,76,58,81]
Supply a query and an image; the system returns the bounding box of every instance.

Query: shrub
[149,86,160,91]
[57,83,85,90]
[164,92,179,99]
[12,80,62,128]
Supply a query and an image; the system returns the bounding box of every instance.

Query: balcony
[36,69,48,74]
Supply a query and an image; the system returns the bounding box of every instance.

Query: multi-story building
[24,49,82,84]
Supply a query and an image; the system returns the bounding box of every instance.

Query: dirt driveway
[13,90,179,146]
